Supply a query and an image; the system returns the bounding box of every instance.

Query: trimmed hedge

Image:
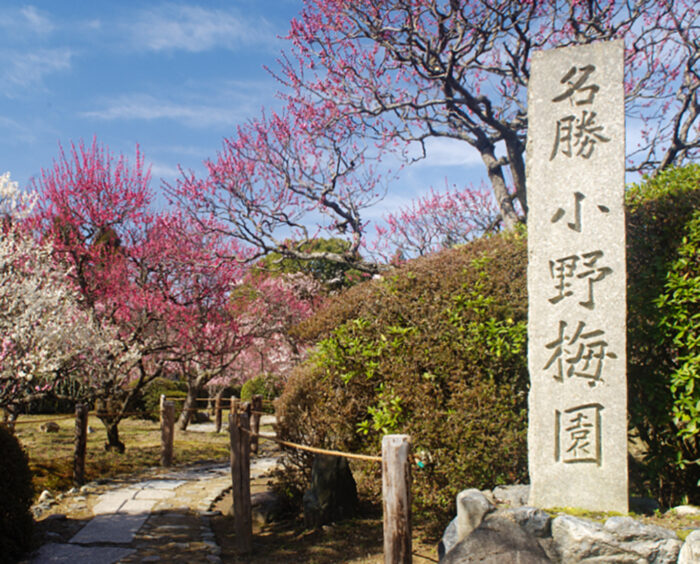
[278,230,529,518]
[276,165,700,519]
[240,373,283,403]
[626,165,700,505]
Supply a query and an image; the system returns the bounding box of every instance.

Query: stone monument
[526,40,628,512]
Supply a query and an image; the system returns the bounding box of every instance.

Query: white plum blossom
[0,172,136,407]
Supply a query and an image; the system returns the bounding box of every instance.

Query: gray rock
[38,490,54,504]
[443,514,552,563]
[39,421,60,433]
[251,490,283,525]
[455,489,495,541]
[552,514,646,563]
[603,516,682,564]
[438,518,459,561]
[678,529,700,564]
[604,516,678,541]
[492,484,530,507]
[303,454,358,529]
[508,506,552,538]
[671,505,700,517]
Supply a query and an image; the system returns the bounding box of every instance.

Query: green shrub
[626,164,700,505]
[277,230,529,521]
[276,164,700,519]
[137,378,187,420]
[0,425,34,563]
[240,373,283,403]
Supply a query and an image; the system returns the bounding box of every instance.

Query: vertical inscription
[527,42,627,512]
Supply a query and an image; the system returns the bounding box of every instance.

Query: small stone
[39,421,60,433]
[678,529,700,564]
[604,516,678,541]
[670,505,700,517]
[509,506,552,538]
[492,485,530,507]
[38,490,54,503]
[455,489,495,541]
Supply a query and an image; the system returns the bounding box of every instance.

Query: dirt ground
[210,477,439,564]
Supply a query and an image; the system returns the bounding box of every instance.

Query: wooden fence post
[382,434,412,564]
[229,405,252,554]
[73,404,89,486]
[160,399,175,467]
[215,396,223,433]
[250,394,263,455]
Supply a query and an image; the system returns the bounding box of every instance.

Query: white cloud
[82,93,254,128]
[411,137,483,168]
[129,5,280,53]
[148,160,182,181]
[0,49,72,95]
[20,6,55,35]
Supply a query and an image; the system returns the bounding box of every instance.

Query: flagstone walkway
[24,419,280,564]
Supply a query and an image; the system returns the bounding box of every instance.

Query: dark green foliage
[257,238,367,291]
[136,377,187,420]
[240,373,283,403]
[277,230,529,519]
[0,425,34,564]
[626,165,700,505]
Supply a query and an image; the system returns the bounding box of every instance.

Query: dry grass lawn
[13,413,230,496]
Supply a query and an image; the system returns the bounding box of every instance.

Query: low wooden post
[214,396,223,433]
[160,398,175,467]
[382,434,412,564]
[73,404,89,485]
[250,394,263,455]
[229,406,252,554]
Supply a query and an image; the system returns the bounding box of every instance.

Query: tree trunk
[96,398,125,453]
[178,384,201,431]
[479,142,520,230]
[103,420,125,453]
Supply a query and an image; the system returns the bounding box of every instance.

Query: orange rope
[239,426,381,463]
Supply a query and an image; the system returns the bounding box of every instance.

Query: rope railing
[228,408,411,561]
[239,426,382,463]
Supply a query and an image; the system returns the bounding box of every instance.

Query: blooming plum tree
[169,102,389,273]
[374,182,500,259]
[0,172,129,422]
[31,140,247,449]
[277,0,698,227]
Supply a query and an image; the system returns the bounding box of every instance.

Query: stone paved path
[24,417,280,564]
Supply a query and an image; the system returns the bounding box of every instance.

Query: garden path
[23,418,279,564]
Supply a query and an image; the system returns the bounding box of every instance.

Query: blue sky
[0,1,484,221]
